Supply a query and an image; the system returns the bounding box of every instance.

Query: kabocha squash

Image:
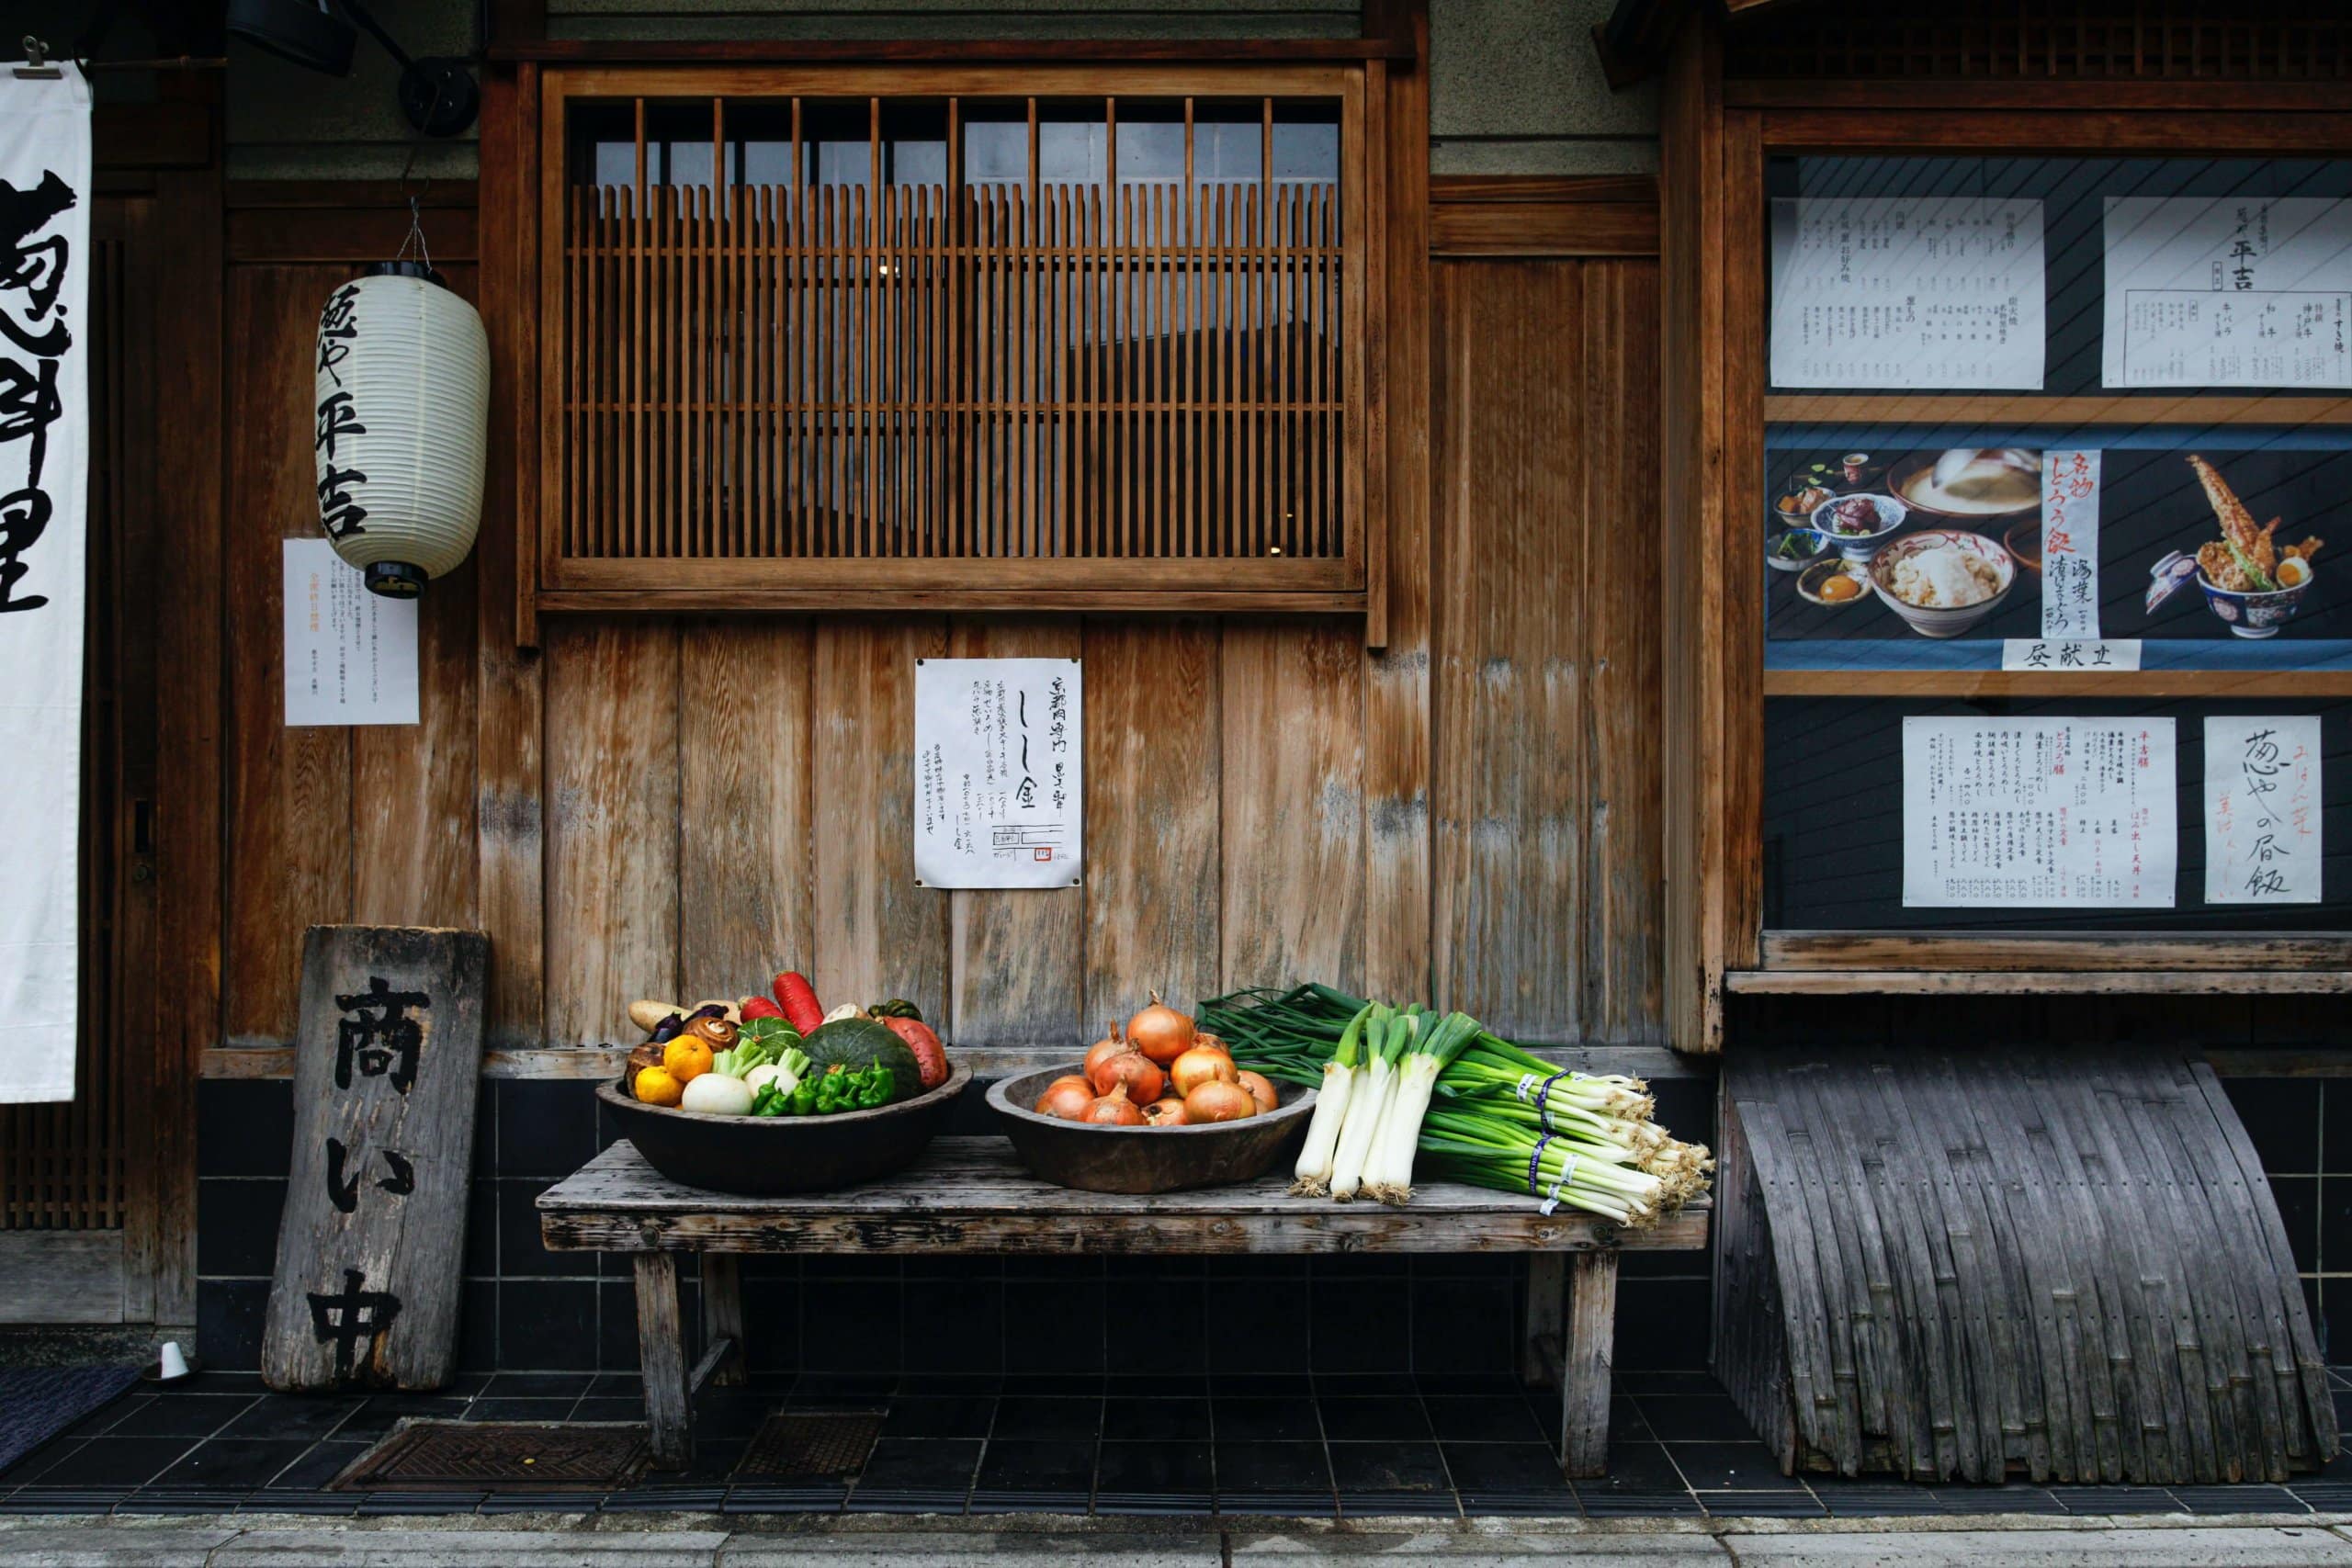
[801,1015,924,1102]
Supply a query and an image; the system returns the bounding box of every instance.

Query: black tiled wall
[194,1071,1720,1378]
[2222,1077,2352,1359]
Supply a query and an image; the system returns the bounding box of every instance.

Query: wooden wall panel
[1081,618,1221,1021]
[1220,619,1366,995]
[946,618,1084,1046]
[543,619,681,1043]
[676,621,815,1007]
[1432,261,1589,1040]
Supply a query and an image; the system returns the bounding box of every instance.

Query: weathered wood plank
[1431,260,1586,1040]
[263,927,488,1392]
[1220,620,1364,994]
[544,620,681,1044]
[945,619,1084,1046]
[634,1251,690,1467]
[1523,1252,1565,1387]
[676,619,812,1009]
[1561,1253,1618,1477]
[811,618,950,1021]
[698,1254,745,1389]
[1080,617,1220,1022]
[0,1232,125,1325]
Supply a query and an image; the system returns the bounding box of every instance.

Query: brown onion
[1170,1045,1238,1098]
[1035,1078,1096,1120]
[1084,1085,1147,1126]
[1082,1025,1128,1084]
[1236,1070,1279,1115]
[1125,991,1197,1066]
[1184,1079,1258,1122]
[1143,1097,1192,1127]
[1088,1047,1166,1105]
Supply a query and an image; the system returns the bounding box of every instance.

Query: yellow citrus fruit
[633,1066,684,1107]
[662,1038,714,1084]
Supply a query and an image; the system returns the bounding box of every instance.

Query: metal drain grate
[335,1421,650,1491]
[740,1410,885,1478]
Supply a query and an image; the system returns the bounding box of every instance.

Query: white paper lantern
[312,263,490,597]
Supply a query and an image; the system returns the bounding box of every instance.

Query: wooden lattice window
[533,66,1381,614]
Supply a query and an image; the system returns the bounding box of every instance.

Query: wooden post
[634,1252,693,1468]
[1561,1251,1620,1478]
[1523,1252,1566,1387]
[699,1254,746,1388]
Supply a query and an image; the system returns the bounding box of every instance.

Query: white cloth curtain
[0,62,91,1102]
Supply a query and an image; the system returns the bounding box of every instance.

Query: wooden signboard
[262,925,488,1392]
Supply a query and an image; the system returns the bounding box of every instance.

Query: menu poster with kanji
[2104,197,2352,388]
[914,658,1082,890]
[2040,449,2102,640]
[1770,197,2046,389]
[1902,717,2177,908]
[2204,716,2323,905]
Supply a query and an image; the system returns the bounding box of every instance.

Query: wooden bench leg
[634,1252,694,1470]
[699,1255,746,1388]
[1559,1252,1619,1480]
[1523,1253,1566,1387]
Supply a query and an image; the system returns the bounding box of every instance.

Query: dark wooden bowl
[596,1063,971,1196]
[986,1066,1317,1195]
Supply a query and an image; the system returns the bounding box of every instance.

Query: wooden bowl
[986,1066,1317,1195]
[597,1063,971,1196]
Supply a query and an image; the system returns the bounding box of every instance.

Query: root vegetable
[1036,1078,1096,1120]
[1088,1047,1166,1106]
[681,1073,755,1115]
[1125,992,1196,1066]
[1170,1045,1238,1098]
[1184,1079,1258,1122]
[773,972,826,1033]
[1237,1070,1279,1115]
[628,999,684,1032]
[1084,1085,1148,1125]
[1144,1097,1192,1126]
[1083,1024,1128,1084]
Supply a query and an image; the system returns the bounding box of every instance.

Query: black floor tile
[1340,1490,1460,1517]
[102,1395,258,1440]
[1667,1441,1803,1493]
[148,1438,318,1491]
[1928,1486,2067,1514]
[63,1395,144,1438]
[1102,1376,1208,1397]
[463,1398,576,1424]
[1608,1395,1653,1442]
[1318,1396,1430,1443]
[686,1393,780,1441]
[1811,1481,1957,1517]
[721,1484,847,1514]
[1315,1373,1419,1395]
[969,1489,1093,1515]
[2171,1483,2307,1515]
[1438,1442,1574,1495]
[634,1439,746,1488]
[15,1438,197,1488]
[974,1438,1095,1495]
[1211,1397,1319,1443]
[478,1491,609,1514]
[879,1397,995,1440]
[332,1394,469,1438]
[356,1491,485,1516]
[571,1398,643,1423]
[1424,1395,1546,1444]
[1095,1439,1212,1497]
[1701,1490,1827,1517]
[894,1375,1001,1398]
[1328,1440,1449,1493]
[1613,1371,1725,1397]
[1212,1440,1331,1495]
[1455,1491,1584,1517]
[1575,1439,1689,1495]
[1577,1492,1704,1517]
[606,1486,729,1511]
[1216,1373,1311,1396]
[237,1493,359,1516]
[789,1374,900,1400]
[586,1373,644,1398]
[988,1396,1099,1441]
[482,1371,594,1399]
[0,1438,85,1485]
[1639,1394,1762,1443]
[2055,1485,2189,1515]
[118,1488,250,1514]
[0,1489,132,1515]
[1102,1400,1211,1442]
[260,1440,368,1491]
[855,1438,980,1492]
[219,1394,363,1442]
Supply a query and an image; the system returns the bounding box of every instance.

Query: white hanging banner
[282,539,420,728]
[914,658,1082,890]
[0,62,90,1103]
[2040,449,2103,640]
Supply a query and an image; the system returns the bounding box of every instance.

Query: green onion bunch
[1204,983,1712,1224]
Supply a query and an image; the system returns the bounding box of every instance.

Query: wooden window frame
[524,62,1387,625]
[1663,29,2352,1046]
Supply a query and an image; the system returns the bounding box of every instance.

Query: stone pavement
[10,1514,2352,1566]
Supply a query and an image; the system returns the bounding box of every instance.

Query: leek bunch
[1206,983,1712,1224]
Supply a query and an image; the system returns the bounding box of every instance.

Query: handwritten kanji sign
[263,926,487,1392]
[2204,716,2323,906]
[913,658,1083,889]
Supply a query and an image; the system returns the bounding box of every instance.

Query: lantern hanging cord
[390,68,452,273]
[392,196,435,275]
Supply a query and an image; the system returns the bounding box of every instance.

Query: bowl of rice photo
[1867,530,2017,638]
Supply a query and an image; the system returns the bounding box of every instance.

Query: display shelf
[1763,669,2352,698]
[1765,394,2352,427]
[1724,967,2352,995]
[1759,930,2352,970]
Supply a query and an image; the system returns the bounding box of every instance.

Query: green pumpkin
[801,1016,923,1101]
[865,998,923,1021]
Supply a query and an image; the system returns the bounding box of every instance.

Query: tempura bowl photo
[1867,530,2016,638]
[2198,569,2312,639]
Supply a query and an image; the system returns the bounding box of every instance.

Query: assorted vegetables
[625,970,950,1117]
[1033,998,1268,1128]
[1204,983,1711,1224]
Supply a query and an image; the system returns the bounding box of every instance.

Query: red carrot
[773,972,824,1033]
[740,996,784,1023]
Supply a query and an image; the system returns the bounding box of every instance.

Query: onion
[1125,991,1197,1066]
[1143,1097,1192,1127]
[1170,1045,1238,1098]
[1184,1079,1258,1122]
[1237,1070,1279,1115]
[1088,1047,1166,1106]
[1083,1085,1147,1126]
[1082,1025,1128,1084]
[1036,1077,1096,1120]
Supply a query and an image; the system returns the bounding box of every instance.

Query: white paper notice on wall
[914,658,1082,890]
[2204,716,2323,905]
[2040,449,2102,639]
[1769,197,2046,389]
[2104,197,2352,388]
[2001,638,2141,671]
[1902,716,2177,908]
[282,538,419,727]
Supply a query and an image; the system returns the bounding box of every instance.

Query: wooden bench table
[538,1136,1710,1475]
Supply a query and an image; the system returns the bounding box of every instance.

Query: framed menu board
[1661,91,2352,1048]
